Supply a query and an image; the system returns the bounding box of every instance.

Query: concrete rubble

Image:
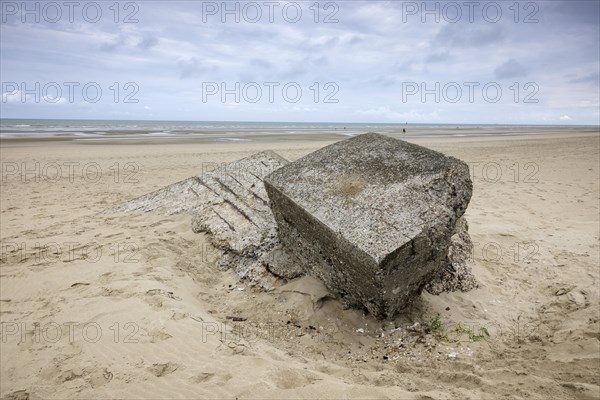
[104,133,478,317]
[103,151,289,286]
[264,133,474,317]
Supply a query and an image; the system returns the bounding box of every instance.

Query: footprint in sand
[147,362,179,377]
[566,289,589,309]
[273,368,316,390]
[552,286,590,312]
[146,329,173,343]
[1,390,30,400]
[189,372,231,384]
[146,289,181,300]
[97,272,114,284]
[143,289,181,309]
[190,372,215,383]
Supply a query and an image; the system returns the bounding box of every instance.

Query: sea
[0,119,596,142]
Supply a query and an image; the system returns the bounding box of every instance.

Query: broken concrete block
[264,133,473,318]
[424,217,478,294]
[188,150,288,252]
[104,142,477,297]
[104,150,286,249]
[102,151,289,288]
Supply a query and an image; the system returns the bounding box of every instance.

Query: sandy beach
[1,130,599,399]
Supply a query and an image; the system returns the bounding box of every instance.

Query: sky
[1,0,599,124]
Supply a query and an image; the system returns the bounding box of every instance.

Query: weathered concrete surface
[264,133,473,318]
[104,141,477,303]
[188,151,287,252]
[425,217,478,294]
[103,151,289,287]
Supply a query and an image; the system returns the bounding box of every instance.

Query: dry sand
[1,131,599,399]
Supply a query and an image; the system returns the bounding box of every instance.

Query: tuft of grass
[429,315,448,341]
[428,317,490,342]
[453,323,490,342]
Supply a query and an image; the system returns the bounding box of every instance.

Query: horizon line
[0,117,597,127]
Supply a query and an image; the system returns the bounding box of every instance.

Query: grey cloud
[239,59,274,82]
[279,64,307,80]
[137,36,159,50]
[242,56,326,81]
[371,76,400,87]
[100,34,126,52]
[250,58,273,69]
[177,57,217,79]
[279,56,328,79]
[300,36,340,52]
[425,51,451,63]
[238,73,257,84]
[310,56,328,66]
[551,1,600,25]
[215,26,275,43]
[435,24,505,47]
[101,33,157,52]
[569,72,600,85]
[494,59,530,79]
[394,60,417,73]
[348,35,362,45]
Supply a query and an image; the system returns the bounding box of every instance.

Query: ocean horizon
[1,118,598,141]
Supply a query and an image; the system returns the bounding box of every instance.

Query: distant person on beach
[403,128,406,134]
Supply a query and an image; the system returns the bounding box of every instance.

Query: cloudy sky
[1,0,598,124]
